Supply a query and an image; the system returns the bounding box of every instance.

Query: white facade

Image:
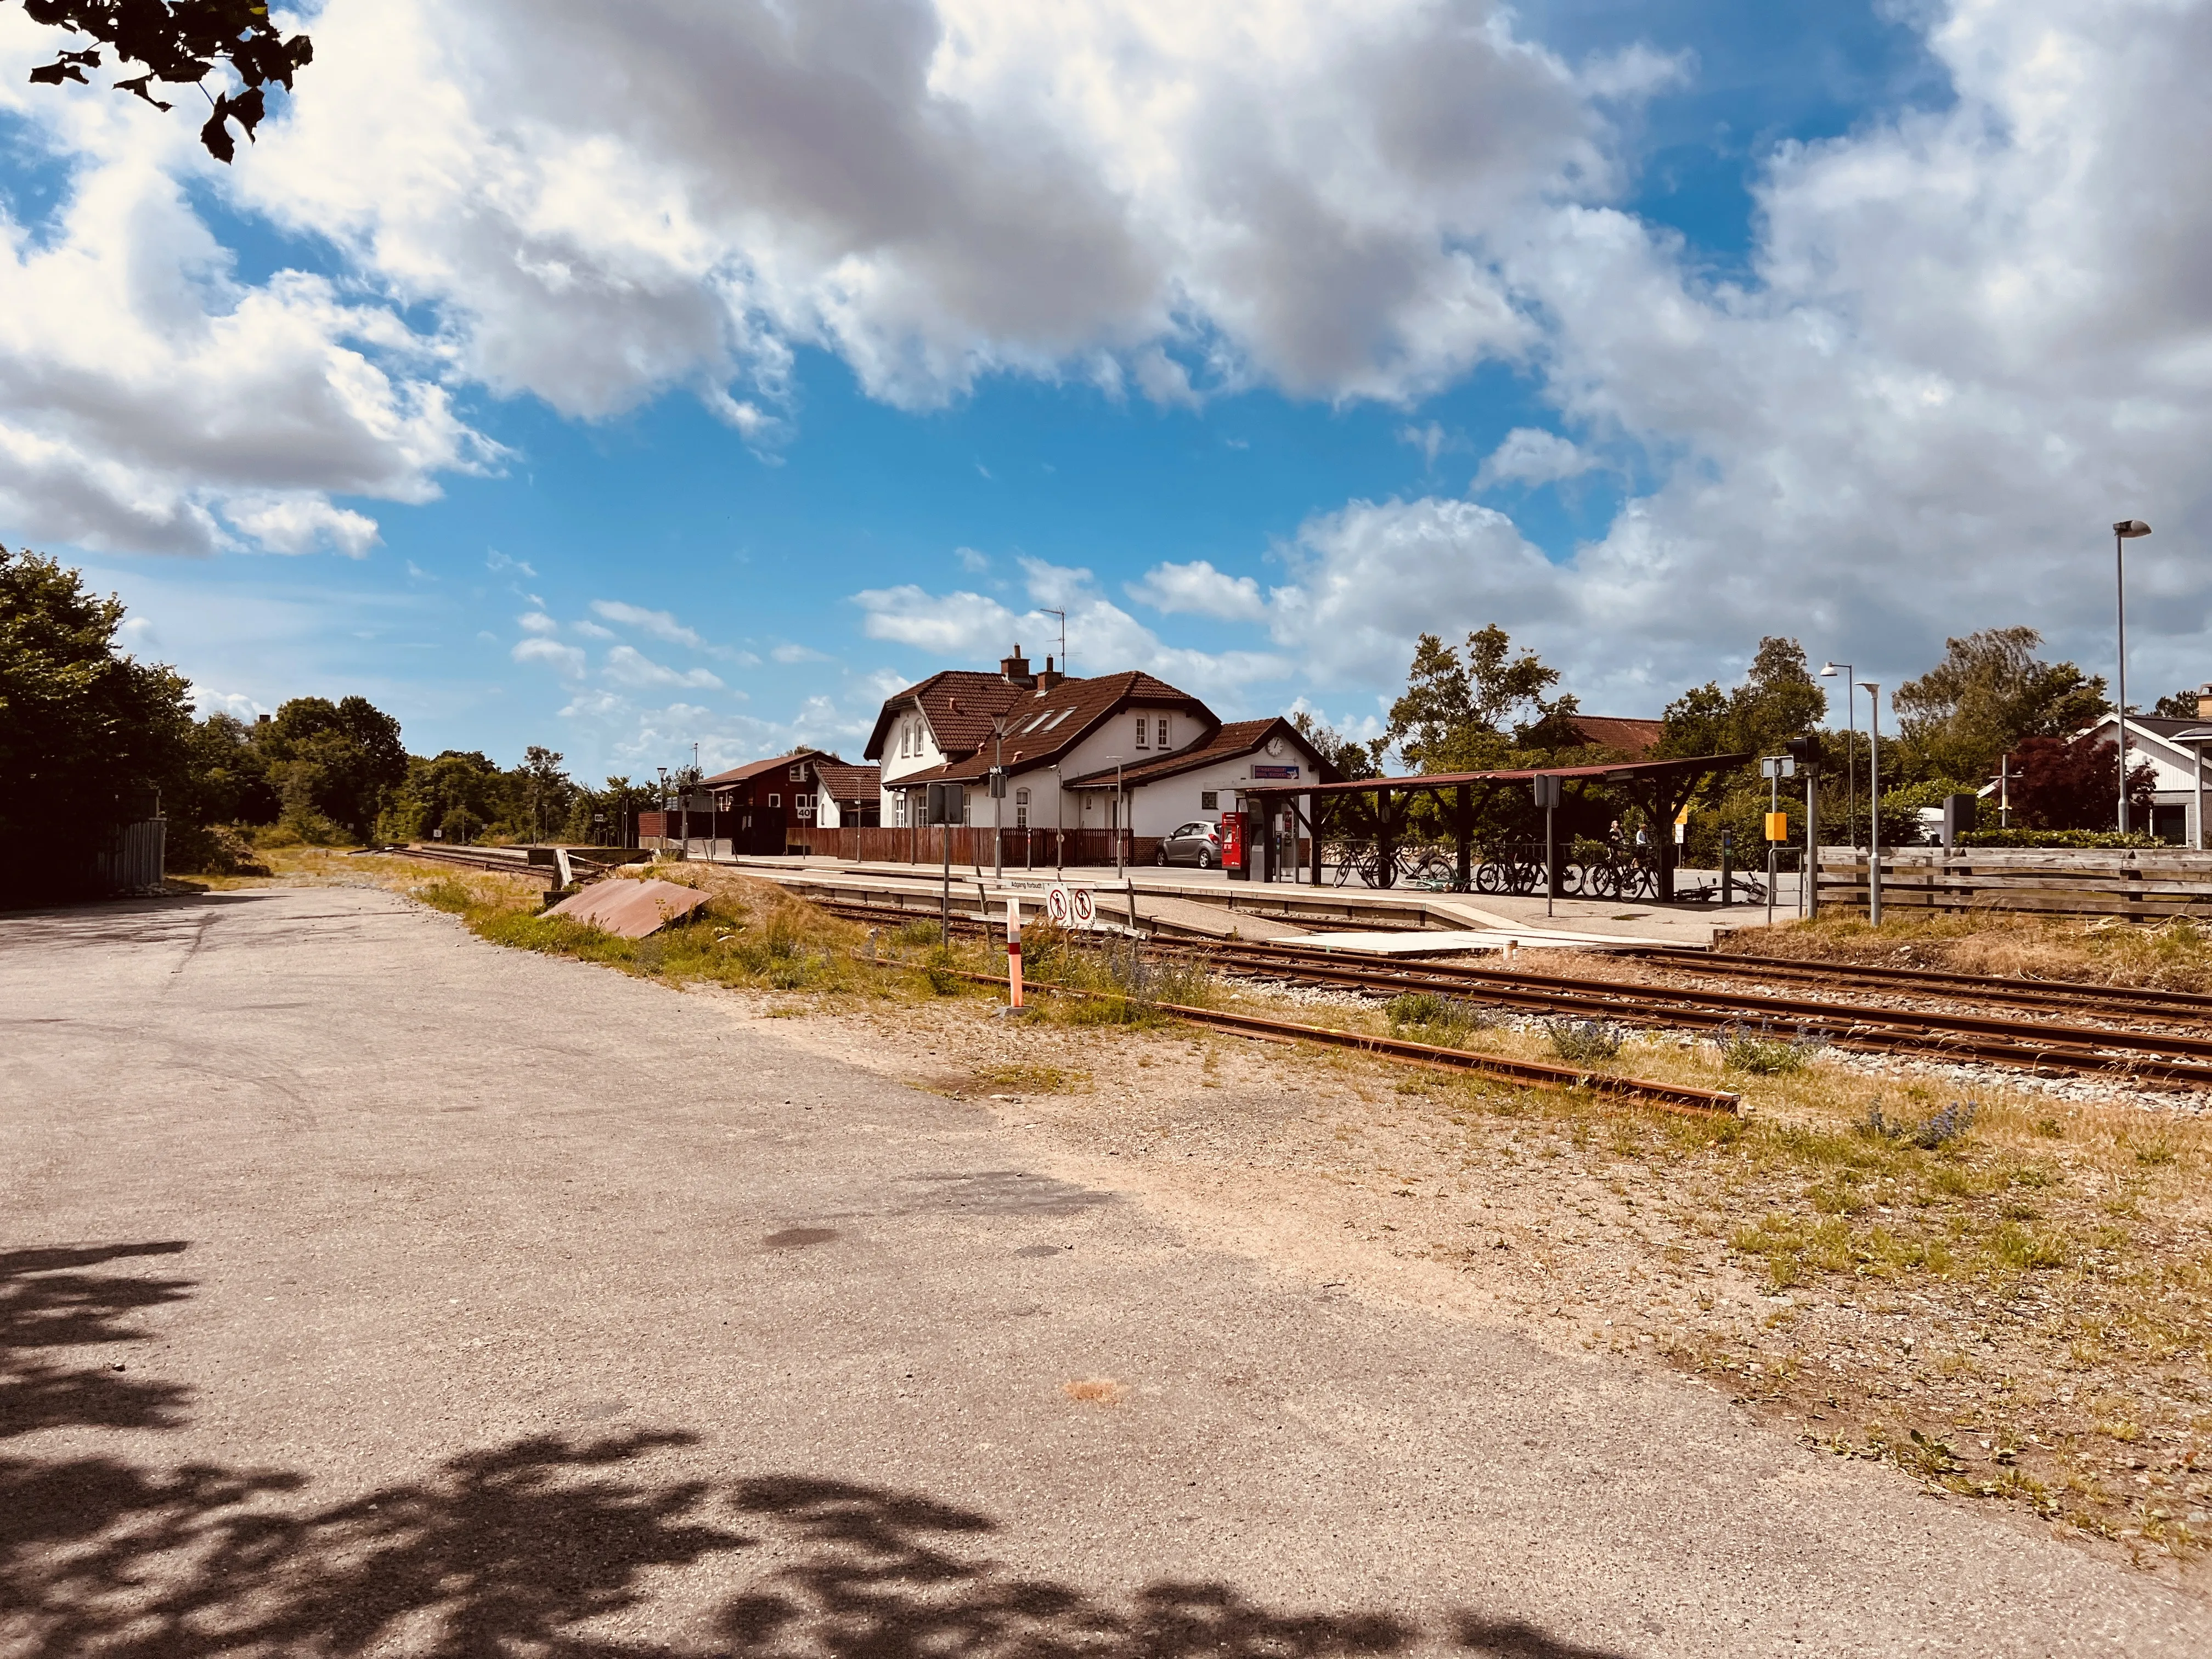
[2076,715,2212,845]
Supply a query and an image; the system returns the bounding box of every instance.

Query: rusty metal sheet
[545,878,710,938]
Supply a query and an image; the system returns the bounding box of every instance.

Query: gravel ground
[5,885,2207,1657]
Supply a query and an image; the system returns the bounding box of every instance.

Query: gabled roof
[1566,715,1663,758]
[863,672,1033,761]
[809,759,879,800]
[1062,716,1335,788]
[882,670,1214,788]
[702,748,831,788]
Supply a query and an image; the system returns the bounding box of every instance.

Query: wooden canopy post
[1454,784,1472,891]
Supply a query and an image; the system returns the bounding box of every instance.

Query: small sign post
[1531,774,1562,917]
[1006,894,1023,1008]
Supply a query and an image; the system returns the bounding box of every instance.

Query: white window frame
[1135,716,1150,750]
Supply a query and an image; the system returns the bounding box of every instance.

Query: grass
[1726,907,2212,991]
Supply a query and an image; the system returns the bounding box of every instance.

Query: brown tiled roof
[701,748,830,787]
[881,671,1214,787]
[809,759,879,802]
[864,672,1031,761]
[1063,716,1334,787]
[1567,716,1663,758]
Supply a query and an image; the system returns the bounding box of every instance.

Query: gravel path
[3,885,2202,1657]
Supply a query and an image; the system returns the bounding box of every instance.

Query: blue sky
[7,1,2208,778]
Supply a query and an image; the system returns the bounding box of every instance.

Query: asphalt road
[3,886,2201,1657]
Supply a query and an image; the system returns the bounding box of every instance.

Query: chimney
[1034,654,1064,693]
[256,713,271,725]
[2198,682,2212,721]
[999,643,1034,687]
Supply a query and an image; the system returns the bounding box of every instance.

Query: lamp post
[1820,661,1855,850]
[2113,520,2153,834]
[1108,756,1125,874]
[1860,682,1882,927]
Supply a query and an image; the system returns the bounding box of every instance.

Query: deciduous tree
[20,0,313,162]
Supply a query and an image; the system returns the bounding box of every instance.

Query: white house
[2070,699,2212,846]
[862,647,1333,850]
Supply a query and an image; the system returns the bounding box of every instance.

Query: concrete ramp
[545,878,710,938]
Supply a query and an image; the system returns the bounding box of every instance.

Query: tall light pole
[1820,661,1856,850]
[2113,520,2152,834]
[1860,682,1882,927]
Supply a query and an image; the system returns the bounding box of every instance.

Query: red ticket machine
[1222,810,1248,879]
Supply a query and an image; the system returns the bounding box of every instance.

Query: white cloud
[770,642,831,664]
[517,611,560,634]
[603,643,724,689]
[512,635,586,677]
[572,618,616,639]
[223,496,383,557]
[486,550,537,577]
[590,599,706,648]
[1125,559,1268,622]
[854,556,1285,706]
[1471,427,1595,490]
[955,545,991,573]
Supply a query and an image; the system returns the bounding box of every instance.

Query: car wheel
[1197,848,1212,868]
[1155,848,1169,866]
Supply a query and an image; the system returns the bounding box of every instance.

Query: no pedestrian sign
[1043,884,1097,928]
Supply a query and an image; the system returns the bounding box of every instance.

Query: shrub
[1956,828,2163,849]
[167,822,269,876]
[1709,1019,1826,1075]
[1860,1099,1978,1149]
[1546,1018,1623,1063]
[1388,992,1502,1047]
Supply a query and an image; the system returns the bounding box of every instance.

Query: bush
[1709,1020,1825,1075]
[1546,1018,1624,1062]
[1387,992,1503,1047]
[1860,1099,1978,1149]
[1956,828,2164,849]
[166,821,269,876]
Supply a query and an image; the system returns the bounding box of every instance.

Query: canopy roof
[1242,754,1753,796]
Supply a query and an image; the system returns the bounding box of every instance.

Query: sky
[3,0,2208,778]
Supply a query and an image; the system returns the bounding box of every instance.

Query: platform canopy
[1240,753,1756,899]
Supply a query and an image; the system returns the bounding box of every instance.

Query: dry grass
[1724,909,2212,991]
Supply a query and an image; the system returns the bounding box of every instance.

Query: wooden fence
[1817,848,2212,919]
[782,825,1147,868]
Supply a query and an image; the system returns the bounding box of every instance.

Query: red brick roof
[1567,716,1663,758]
[809,759,879,802]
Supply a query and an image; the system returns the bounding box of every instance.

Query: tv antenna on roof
[1039,607,1066,675]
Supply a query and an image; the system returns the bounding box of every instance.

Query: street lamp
[1860,682,1883,927]
[2113,520,2153,834]
[1820,661,1856,850]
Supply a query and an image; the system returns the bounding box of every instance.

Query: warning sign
[1043,884,1097,928]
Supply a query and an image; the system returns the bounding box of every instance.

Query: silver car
[1155,820,1222,868]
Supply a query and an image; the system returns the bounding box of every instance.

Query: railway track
[815,895,2212,1087]
[1625,945,2212,1026]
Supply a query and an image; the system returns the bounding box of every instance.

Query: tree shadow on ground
[2,1435,1633,1659]
[0,1242,195,1438]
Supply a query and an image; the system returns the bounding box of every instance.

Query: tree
[2009,736,2154,831]
[1656,637,1826,762]
[174,711,278,828]
[1892,628,2106,785]
[21,1,313,162]
[1383,624,1572,772]
[2154,689,2205,720]
[519,746,575,844]
[1,547,193,886]
[248,695,408,842]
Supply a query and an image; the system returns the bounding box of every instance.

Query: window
[1200,791,1218,810]
[1044,708,1075,730]
[898,724,909,758]
[768,793,781,808]
[1156,717,1170,748]
[1021,711,1052,733]
[1134,716,1149,750]
[1015,786,1030,828]
[789,765,805,781]
[894,792,908,827]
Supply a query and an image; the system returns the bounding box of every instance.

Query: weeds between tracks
[206,850,2212,1573]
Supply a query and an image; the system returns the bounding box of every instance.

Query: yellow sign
[1765,811,1790,842]
[1674,805,1691,826]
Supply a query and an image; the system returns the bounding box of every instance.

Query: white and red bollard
[1006,894,1024,1008]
